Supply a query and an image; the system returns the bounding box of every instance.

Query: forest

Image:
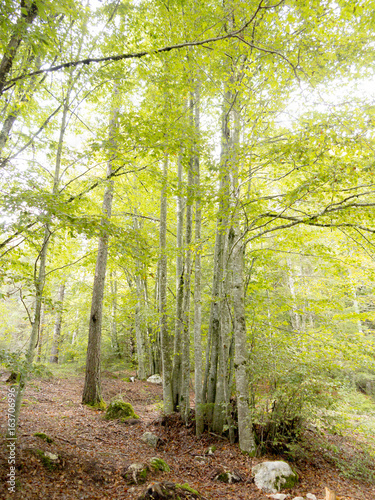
[1,0,375,498]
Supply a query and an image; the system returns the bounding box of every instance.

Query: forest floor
[0,369,375,500]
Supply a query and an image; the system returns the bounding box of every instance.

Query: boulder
[105,400,139,421]
[147,374,163,384]
[141,431,160,448]
[252,461,298,493]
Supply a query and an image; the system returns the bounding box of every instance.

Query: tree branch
[1,1,282,93]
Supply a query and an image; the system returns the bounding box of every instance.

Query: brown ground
[0,371,374,500]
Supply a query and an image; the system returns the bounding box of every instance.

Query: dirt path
[0,372,374,500]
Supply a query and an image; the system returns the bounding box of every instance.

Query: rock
[292,497,305,500]
[306,495,317,500]
[44,452,58,461]
[122,463,149,484]
[214,470,242,484]
[105,400,139,421]
[194,456,210,464]
[269,494,289,500]
[147,374,163,384]
[252,461,298,494]
[141,431,160,448]
[123,418,141,425]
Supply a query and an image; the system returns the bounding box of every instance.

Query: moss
[150,457,170,472]
[275,471,298,490]
[105,400,139,420]
[87,399,107,411]
[34,432,54,443]
[175,483,200,495]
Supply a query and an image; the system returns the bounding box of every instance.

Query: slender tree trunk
[193,85,204,437]
[172,153,184,409]
[11,78,70,434]
[133,211,148,379]
[230,106,256,455]
[49,282,66,364]
[110,271,121,358]
[159,155,174,414]
[36,302,45,363]
[11,226,50,436]
[82,89,118,405]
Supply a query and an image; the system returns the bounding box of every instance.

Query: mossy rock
[150,457,170,472]
[34,432,54,443]
[105,400,139,421]
[122,463,149,484]
[33,449,59,471]
[137,481,201,499]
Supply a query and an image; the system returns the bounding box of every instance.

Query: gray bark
[172,153,184,409]
[49,282,66,363]
[159,155,174,414]
[82,89,118,405]
[193,86,204,437]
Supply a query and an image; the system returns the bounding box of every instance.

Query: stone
[147,374,163,384]
[122,463,149,484]
[141,431,160,448]
[214,470,241,484]
[269,494,289,500]
[306,495,317,500]
[44,452,58,461]
[252,461,298,494]
[292,497,305,500]
[105,400,139,421]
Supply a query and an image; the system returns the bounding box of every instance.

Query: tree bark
[0,0,38,94]
[82,89,118,405]
[49,282,66,363]
[159,155,174,414]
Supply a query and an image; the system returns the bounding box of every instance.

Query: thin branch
[1,1,280,92]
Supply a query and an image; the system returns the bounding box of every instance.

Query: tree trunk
[0,0,38,94]
[159,155,174,414]
[82,89,118,406]
[193,85,204,437]
[172,153,184,410]
[110,271,121,358]
[49,282,66,364]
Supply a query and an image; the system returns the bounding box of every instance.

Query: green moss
[86,399,107,410]
[105,400,139,420]
[175,483,200,495]
[34,432,54,443]
[150,457,170,472]
[275,471,298,490]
